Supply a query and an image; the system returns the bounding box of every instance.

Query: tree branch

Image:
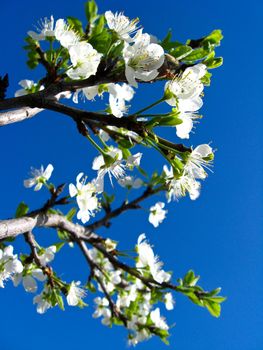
[0,107,43,126]
[0,212,100,242]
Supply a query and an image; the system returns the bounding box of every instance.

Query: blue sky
[0,0,262,349]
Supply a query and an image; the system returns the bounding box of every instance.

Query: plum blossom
[54,19,79,48]
[165,64,207,108]
[108,83,135,118]
[118,176,143,189]
[93,297,112,325]
[13,267,46,293]
[33,286,53,314]
[184,144,213,180]
[136,234,171,284]
[163,165,201,201]
[38,246,56,266]
[92,147,126,191]
[67,281,86,306]
[15,79,44,97]
[105,11,139,42]
[164,292,175,310]
[67,42,102,80]
[123,31,165,87]
[69,173,99,224]
[148,202,167,228]
[0,246,23,288]
[150,308,168,330]
[28,16,55,40]
[24,164,54,191]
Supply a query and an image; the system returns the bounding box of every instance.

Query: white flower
[67,281,86,306]
[33,287,52,314]
[92,147,125,191]
[165,64,207,108]
[150,308,168,330]
[127,152,142,168]
[136,234,171,284]
[175,111,197,139]
[28,16,55,41]
[0,246,23,288]
[69,173,99,224]
[54,19,79,48]
[118,176,143,189]
[148,202,167,228]
[67,42,102,80]
[185,144,213,180]
[38,246,56,266]
[105,11,139,43]
[123,31,165,87]
[24,164,53,191]
[108,83,135,118]
[164,292,175,310]
[93,297,112,325]
[13,268,46,293]
[15,80,44,97]
[128,329,151,346]
[163,165,201,201]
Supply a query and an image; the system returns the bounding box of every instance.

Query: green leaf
[91,15,105,36]
[57,230,70,241]
[203,299,221,318]
[67,17,84,35]
[202,29,223,47]
[85,0,98,24]
[66,208,77,221]
[183,48,209,62]
[53,242,65,252]
[204,56,223,69]
[15,202,29,218]
[170,45,193,60]
[89,29,111,54]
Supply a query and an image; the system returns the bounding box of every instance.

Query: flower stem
[86,135,106,155]
[133,97,165,116]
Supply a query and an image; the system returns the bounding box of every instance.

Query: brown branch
[86,186,164,231]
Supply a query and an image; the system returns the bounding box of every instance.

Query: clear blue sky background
[0,0,262,349]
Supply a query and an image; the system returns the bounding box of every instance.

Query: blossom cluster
[90,234,174,345]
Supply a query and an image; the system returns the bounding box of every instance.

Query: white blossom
[67,42,102,80]
[184,144,213,180]
[93,297,112,325]
[164,292,175,310]
[163,165,201,201]
[136,234,171,284]
[15,79,44,97]
[24,164,53,191]
[165,64,207,108]
[148,202,167,228]
[67,281,86,306]
[92,147,126,191]
[28,16,55,41]
[0,246,23,288]
[150,308,168,330]
[108,83,135,118]
[38,246,56,266]
[13,268,46,293]
[54,19,79,48]
[123,31,165,87]
[69,173,99,224]
[33,287,53,314]
[118,176,143,189]
[105,11,139,43]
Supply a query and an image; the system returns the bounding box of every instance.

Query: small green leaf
[67,17,84,35]
[85,0,98,24]
[66,208,77,221]
[203,300,221,317]
[170,45,193,60]
[15,202,29,218]
[183,48,209,62]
